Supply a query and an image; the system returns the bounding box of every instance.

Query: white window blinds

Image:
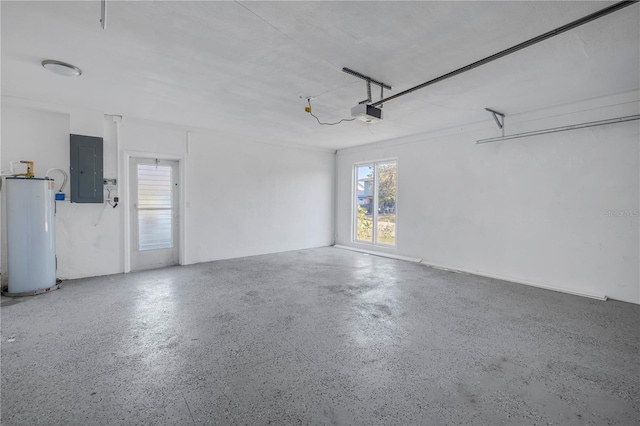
[137,164,173,250]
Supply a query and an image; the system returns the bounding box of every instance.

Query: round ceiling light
[41,60,82,77]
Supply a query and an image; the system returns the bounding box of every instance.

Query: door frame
[123,151,186,273]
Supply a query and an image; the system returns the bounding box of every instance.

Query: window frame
[352,159,398,248]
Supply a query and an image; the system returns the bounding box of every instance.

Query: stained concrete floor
[1,247,639,425]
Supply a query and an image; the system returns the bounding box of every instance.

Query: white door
[130,158,179,271]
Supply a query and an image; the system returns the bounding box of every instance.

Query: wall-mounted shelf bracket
[486,108,505,136]
[476,114,640,144]
[485,108,505,129]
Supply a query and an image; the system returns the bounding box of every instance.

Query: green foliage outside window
[356,205,373,241]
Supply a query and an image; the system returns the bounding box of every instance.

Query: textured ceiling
[2,1,638,150]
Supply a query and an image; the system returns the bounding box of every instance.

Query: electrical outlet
[103,178,117,190]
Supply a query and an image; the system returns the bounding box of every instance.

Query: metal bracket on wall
[476,114,640,144]
[485,108,505,136]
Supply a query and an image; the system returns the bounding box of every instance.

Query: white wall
[118,118,335,266]
[1,98,335,281]
[185,130,335,263]
[1,105,123,281]
[336,92,640,304]
[4,91,636,304]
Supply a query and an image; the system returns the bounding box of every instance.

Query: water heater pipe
[45,168,69,193]
[13,161,35,178]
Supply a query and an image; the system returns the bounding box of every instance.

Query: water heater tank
[6,177,57,294]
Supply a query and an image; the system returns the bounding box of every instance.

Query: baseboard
[332,245,608,301]
[333,244,421,263]
[420,259,608,301]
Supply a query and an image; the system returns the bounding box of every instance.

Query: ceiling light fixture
[41,60,82,77]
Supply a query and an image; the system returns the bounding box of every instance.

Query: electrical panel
[70,134,104,203]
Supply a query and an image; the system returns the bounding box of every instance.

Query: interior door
[130,157,179,271]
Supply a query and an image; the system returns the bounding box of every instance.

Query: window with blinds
[137,164,173,250]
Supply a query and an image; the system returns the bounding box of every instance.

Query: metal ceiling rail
[475,114,640,144]
[342,67,392,90]
[342,67,393,105]
[370,0,638,108]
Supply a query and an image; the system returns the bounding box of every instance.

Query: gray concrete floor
[1,247,639,425]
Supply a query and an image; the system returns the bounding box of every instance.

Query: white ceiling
[2,1,638,150]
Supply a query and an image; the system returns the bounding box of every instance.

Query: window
[354,161,397,246]
[137,164,174,250]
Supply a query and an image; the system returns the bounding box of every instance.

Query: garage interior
[1,1,639,425]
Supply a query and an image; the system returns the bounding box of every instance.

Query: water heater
[6,177,58,295]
